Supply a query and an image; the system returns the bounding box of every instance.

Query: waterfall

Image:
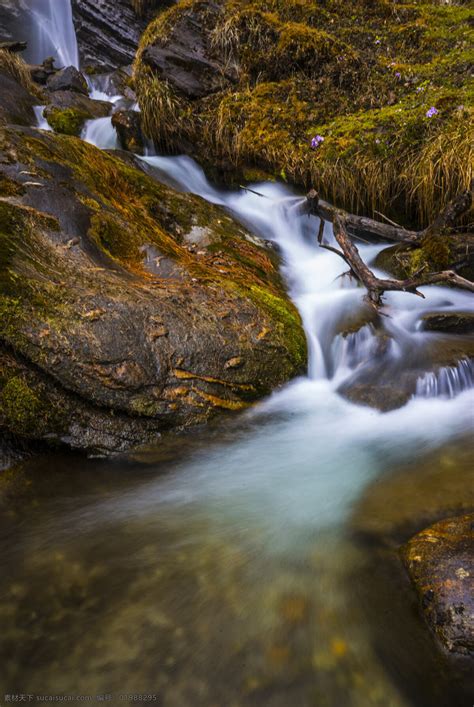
[24,0,79,68]
[415,359,474,399]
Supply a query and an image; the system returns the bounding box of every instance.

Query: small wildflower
[311,135,325,149]
[374,39,381,45]
[375,138,380,144]
[395,71,401,79]
[426,106,439,118]
[457,104,465,111]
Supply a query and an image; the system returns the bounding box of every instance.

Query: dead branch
[305,185,473,245]
[324,214,474,307]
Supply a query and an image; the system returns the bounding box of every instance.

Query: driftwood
[305,185,473,245]
[308,188,474,306]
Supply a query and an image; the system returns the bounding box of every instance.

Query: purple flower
[395,71,401,79]
[311,135,325,149]
[374,39,381,45]
[426,106,439,118]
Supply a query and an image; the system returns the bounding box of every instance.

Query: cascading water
[23,0,79,68]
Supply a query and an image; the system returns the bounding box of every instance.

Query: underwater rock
[0,126,306,455]
[403,514,474,655]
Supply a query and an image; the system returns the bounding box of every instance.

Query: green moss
[1,376,44,434]
[88,212,141,263]
[248,284,307,370]
[46,108,89,136]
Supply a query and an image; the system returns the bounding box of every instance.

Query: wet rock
[111,109,144,154]
[341,383,410,412]
[71,0,173,72]
[0,127,306,455]
[47,66,89,95]
[403,514,474,655]
[375,236,474,282]
[140,2,237,100]
[421,312,474,335]
[43,92,112,136]
[0,73,37,126]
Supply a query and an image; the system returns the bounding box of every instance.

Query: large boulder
[403,514,474,655]
[0,126,306,455]
[71,0,174,72]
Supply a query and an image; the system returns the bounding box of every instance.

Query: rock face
[403,514,474,655]
[47,66,89,95]
[140,2,237,100]
[0,118,306,455]
[71,0,173,72]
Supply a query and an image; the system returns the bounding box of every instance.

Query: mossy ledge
[134,0,473,227]
[0,125,306,454]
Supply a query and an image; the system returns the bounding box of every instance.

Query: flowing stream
[1,3,474,706]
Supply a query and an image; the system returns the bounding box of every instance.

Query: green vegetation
[45,107,89,136]
[134,0,473,226]
[1,376,44,434]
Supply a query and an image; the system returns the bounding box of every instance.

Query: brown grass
[0,49,42,98]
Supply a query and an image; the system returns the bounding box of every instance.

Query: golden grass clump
[0,49,42,98]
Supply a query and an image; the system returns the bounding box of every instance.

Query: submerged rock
[47,66,89,95]
[403,514,474,655]
[0,124,306,455]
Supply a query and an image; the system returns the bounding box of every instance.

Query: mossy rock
[0,126,306,454]
[44,107,90,136]
[134,0,473,227]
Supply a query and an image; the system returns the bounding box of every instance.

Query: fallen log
[305,184,473,245]
[322,214,474,306]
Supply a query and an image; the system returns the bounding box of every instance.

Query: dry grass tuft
[0,49,42,98]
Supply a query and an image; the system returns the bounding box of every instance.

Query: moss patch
[45,107,90,136]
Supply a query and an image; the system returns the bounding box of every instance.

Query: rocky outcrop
[71,0,173,72]
[403,514,474,655]
[47,66,89,95]
[0,121,306,455]
[140,2,237,100]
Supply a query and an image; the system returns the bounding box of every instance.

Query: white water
[81,116,119,149]
[33,105,52,131]
[23,0,79,68]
